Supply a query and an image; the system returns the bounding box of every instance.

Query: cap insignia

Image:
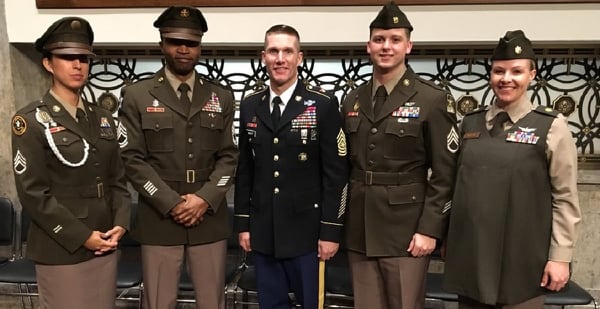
[393,16,399,24]
[180,9,190,18]
[514,45,522,55]
[70,20,81,30]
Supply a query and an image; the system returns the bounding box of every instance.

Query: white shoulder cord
[36,107,89,167]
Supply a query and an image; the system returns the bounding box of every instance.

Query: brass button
[188,137,193,144]
[274,187,280,194]
[314,203,319,208]
[274,155,279,161]
[188,153,194,159]
[155,123,160,129]
[273,138,279,144]
[370,127,378,134]
[274,171,280,177]
[368,144,376,150]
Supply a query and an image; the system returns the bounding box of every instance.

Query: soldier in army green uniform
[341,2,458,308]
[234,24,349,309]
[443,30,581,309]
[11,17,131,309]
[118,6,238,309]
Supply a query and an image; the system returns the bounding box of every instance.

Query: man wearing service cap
[119,6,238,309]
[443,30,581,308]
[12,16,131,309]
[341,1,458,308]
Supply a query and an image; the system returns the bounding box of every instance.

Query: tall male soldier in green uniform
[118,6,238,309]
[341,2,458,308]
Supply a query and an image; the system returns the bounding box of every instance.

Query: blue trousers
[254,251,319,309]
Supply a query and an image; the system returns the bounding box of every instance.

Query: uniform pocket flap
[52,131,81,146]
[388,183,426,205]
[345,117,360,133]
[385,121,420,138]
[141,114,173,132]
[200,112,224,130]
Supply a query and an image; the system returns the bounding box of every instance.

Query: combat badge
[13,149,27,175]
[12,115,27,136]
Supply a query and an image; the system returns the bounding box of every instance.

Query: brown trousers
[36,253,118,309]
[348,251,430,309]
[141,240,227,309]
[458,295,545,309]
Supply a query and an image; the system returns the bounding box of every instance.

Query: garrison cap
[154,6,207,42]
[35,17,95,56]
[370,1,413,32]
[491,30,535,61]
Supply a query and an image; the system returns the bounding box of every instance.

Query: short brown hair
[264,24,301,50]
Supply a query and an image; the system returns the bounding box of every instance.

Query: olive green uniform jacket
[12,92,131,265]
[341,67,458,257]
[119,69,238,245]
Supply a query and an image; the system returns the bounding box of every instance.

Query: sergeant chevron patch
[337,129,347,156]
[117,121,128,148]
[13,149,27,175]
[447,127,459,153]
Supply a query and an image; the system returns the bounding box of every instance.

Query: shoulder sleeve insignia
[12,115,27,136]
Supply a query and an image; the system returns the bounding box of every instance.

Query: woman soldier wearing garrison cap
[443,30,581,308]
[11,17,130,309]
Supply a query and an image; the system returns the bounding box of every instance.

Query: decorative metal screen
[83,54,600,163]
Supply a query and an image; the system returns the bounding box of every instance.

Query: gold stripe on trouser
[318,260,325,309]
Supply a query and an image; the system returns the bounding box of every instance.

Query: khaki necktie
[373,85,387,116]
[489,111,510,137]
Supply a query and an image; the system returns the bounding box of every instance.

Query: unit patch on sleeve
[12,115,27,136]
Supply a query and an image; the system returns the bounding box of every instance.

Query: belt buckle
[97,182,104,198]
[365,171,373,185]
[186,170,195,183]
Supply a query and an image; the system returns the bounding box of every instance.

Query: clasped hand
[170,194,209,227]
[84,226,126,255]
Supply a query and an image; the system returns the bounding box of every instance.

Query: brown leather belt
[156,168,212,184]
[351,169,426,185]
